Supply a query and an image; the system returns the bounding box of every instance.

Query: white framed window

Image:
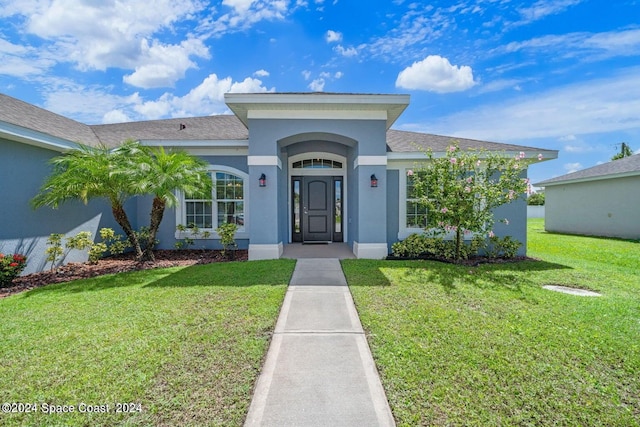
[405,172,428,229]
[177,166,248,237]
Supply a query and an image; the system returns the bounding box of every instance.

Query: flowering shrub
[0,253,28,288]
[408,143,535,261]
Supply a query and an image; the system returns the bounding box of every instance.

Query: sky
[1,0,639,184]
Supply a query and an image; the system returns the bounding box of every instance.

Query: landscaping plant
[216,222,238,258]
[0,253,27,287]
[32,140,211,262]
[408,144,534,261]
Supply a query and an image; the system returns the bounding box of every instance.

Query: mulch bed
[0,249,248,299]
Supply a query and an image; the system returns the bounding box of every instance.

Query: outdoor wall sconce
[370,174,378,188]
[259,173,267,187]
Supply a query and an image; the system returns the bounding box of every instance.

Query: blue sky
[1,0,639,184]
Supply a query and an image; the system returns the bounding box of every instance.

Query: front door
[292,176,343,243]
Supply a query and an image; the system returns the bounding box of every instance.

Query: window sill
[175,231,249,240]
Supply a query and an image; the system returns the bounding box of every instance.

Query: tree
[32,140,212,262]
[409,144,532,261]
[32,143,144,259]
[612,142,633,161]
[115,142,212,262]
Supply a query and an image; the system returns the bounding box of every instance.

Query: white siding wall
[545,175,640,239]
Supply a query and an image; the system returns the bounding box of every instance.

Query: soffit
[225,92,410,129]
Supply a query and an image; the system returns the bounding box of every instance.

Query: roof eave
[0,122,79,152]
[225,92,410,129]
[536,170,640,187]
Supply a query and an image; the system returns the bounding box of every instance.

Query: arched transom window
[292,158,343,169]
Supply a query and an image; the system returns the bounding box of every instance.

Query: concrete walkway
[244,259,395,427]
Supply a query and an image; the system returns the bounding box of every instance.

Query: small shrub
[393,233,491,261]
[136,226,159,251]
[87,228,130,263]
[0,253,27,288]
[66,231,93,252]
[486,235,522,258]
[216,222,238,258]
[45,233,65,270]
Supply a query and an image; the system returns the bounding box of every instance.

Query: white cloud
[334,71,343,79]
[333,44,358,57]
[254,69,270,77]
[40,73,274,123]
[476,79,523,94]
[199,0,290,36]
[3,0,209,87]
[309,78,325,91]
[396,55,476,93]
[515,0,583,25]
[326,30,342,43]
[102,109,132,124]
[501,29,640,60]
[415,67,640,142]
[0,39,54,76]
[564,162,582,173]
[123,38,210,89]
[302,70,312,80]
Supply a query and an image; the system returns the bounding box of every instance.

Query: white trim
[0,123,79,152]
[353,242,388,259]
[287,152,348,243]
[354,155,388,168]
[248,155,282,169]
[537,170,640,187]
[175,165,249,237]
[140,139,248,147]
[176,148,248,156]
[387,149,558,162]
[249,243,283,260]
[248,109,387,121]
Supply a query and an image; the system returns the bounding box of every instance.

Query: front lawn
[0,259,295,427]
[344,219,639,426]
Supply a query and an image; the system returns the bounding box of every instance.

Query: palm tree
[31,143,144,258]
[116,142,212,262]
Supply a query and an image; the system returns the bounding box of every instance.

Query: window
[183,170,246,231]
[405,171,428,229]
[292,159,343,169]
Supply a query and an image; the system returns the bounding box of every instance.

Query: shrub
[216,223,238,258]
[527,192,545,206]
[45,233,65,270]
[392,233,499,261]
[0,253,27,288]
[486,236,522,258]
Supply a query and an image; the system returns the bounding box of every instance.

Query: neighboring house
[536,154,640,240]
[1,92,557,273]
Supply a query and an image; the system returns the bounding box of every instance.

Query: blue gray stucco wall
[386,169,400,250]
[0,139,136,273]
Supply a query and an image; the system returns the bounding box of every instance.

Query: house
[1,92,557,273]
[536,154,640,239]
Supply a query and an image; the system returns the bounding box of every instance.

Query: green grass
[0,259,295,427]
[344,219,640,426]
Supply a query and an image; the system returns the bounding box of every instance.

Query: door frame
[288,152,347,243]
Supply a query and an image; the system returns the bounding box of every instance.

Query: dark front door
[303,176,332,242]
[292,176,343,243]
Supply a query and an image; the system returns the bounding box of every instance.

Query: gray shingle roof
[536,153,640,186]
[385,129,549,153]
[0,93,101,146]
[90,115,248,147]
[1,92,555,157]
